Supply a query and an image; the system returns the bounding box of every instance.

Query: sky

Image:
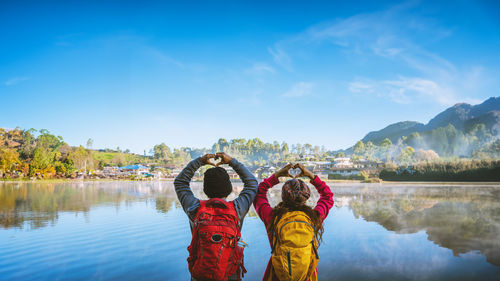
[1,0,499,153]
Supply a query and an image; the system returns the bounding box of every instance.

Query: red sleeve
[311,176,334,221]
[253,174,280,227]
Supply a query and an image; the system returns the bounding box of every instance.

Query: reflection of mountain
[0,181,180,229]
[343,184,500,266]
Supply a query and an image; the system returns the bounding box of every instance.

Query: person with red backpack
[174,152,258,281]
[253,163,334,281]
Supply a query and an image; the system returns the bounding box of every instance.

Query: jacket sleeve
[311,176,334,222]
[253,174,280,227]
[231,158,259,221]
[174,157,203,221]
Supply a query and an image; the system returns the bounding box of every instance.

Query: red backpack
[187,198,247,281]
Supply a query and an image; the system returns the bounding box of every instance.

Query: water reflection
[1,181,500,270]
[333,184,500,266]
[0,181,182,229]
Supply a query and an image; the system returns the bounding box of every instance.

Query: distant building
[329,168,361,176]
[225,167,240,180]
[170,168,183,178]
[353,159,384,169]
[332,158,353,168]
[120,164,149,175]
[102,166,119,177]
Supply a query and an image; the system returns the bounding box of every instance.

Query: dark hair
[281,178,311,205]
[203,167,233,198]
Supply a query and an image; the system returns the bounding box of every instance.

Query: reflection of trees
[0,181,182,230]
[0,182,128,229]
[155,197,179,213]
[345,185,500,266]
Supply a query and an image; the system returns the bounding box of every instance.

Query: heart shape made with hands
[208,157,222,166]
[288,167,302,178]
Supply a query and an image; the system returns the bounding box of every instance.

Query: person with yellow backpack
[253,163,334,281]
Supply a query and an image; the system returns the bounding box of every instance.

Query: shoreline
[1,178,499,185]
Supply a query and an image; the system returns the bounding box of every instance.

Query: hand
[215,152,232,165]
[274,163,294,178]
[294,163,315,180]
[201,154,217,166]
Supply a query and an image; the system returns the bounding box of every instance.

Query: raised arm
[174,156,206,220]
[215,152,258,220]
[230,159,259,220]
[253,164,294,226]
[294,163,334,221]
[253,174,280,226]
[310,176,334,221]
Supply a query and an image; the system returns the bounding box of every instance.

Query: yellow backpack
[271,211,319,281]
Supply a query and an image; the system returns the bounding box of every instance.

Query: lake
[1,180,500,281]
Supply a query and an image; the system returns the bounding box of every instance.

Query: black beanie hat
[203,167,233,198]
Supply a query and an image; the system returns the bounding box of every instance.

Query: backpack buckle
[228,236,236,248]
[211,234,223,243]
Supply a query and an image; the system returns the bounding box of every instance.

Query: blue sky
[1,0,499,153]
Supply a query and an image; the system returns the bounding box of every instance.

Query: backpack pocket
[271,245,313,281]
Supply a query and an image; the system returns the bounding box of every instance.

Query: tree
[304,143,313,154]
[30,147,54,176]
[378,138,393,160]
[0,148,21,177]
[68,146,94,172]
[380,138,392,148]
[415,149,439,162]
[37,130,63,150]
[397,146,415,164]
[364,141,376,160]
[405,132,423,148]
[281,142,289,153]
[87,138,94,149]
[153,143,172,162]
[217,138,229,151]
[335,152,345,158]
[354,141,365,155]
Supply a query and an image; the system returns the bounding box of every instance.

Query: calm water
[1,181,500,281]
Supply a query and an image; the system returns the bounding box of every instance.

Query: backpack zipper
[311,241,319,259]
[287,251,292,276]
[217,244,224,264]
[273,220,316,254]
[279,220,315,235]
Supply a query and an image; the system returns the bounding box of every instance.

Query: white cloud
[270,2,488,106]
[349,77,456,106]
[282,82,314,98]
[4,77,29,86]
[245,63,275,75]
[268,46,292,71]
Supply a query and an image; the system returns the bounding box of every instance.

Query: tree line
[2,124,500,179]
[0,128,330,179]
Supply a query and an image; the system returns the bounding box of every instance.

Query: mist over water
[1,181,500,281]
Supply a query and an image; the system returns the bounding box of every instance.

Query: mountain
[426,103,473,131]
[464,110,500,133]
[361,121,425,144]
[426,97,500,131]
[361,97,500,145]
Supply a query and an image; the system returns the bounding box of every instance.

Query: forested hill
[361,97,500,146]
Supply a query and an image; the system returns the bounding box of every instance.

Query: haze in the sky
[1,0,499,153]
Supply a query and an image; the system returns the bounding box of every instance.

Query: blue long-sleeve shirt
[174,157,259,228]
